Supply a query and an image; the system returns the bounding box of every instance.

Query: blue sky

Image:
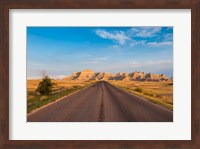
[27,27,173,79]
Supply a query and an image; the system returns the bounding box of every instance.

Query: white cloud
[129,60,172,68]
[129,61,142,67]
[95,27,172,48]
[27,76,42,80]
[130,27,162,37]
[50,75,66,79]
[93,60,173,75]
[27,66,72,79]
[147,41,173,46]
[95,29,130,45]
[27,75,67,80]
[146,60,172,66]
[129,40,146,46]
[164,33,173,41]
[81,57,109,64]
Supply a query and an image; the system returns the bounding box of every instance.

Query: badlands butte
[64,69,172,82]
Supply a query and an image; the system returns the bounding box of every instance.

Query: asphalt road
[28,81,173,122]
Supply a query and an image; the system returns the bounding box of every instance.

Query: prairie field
[27,79,173,113]
[27,79,96,113]
[107,80,173,110]
[27,79,95,91]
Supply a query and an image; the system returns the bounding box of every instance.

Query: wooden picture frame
[0,0,199,148]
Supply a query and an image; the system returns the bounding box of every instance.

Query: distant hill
[64,69,172,82]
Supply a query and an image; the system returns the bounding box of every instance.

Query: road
[28,81,173,122]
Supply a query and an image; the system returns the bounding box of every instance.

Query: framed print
[0,0,200,149]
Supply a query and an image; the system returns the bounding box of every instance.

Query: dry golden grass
[27,79,95,91]
[27,80,41,91]
[27,79,96,113]
[107,80,173,110]
[27,79,173,111]
[27,79,96,100]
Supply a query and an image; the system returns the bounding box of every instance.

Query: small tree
[36,75,54,95]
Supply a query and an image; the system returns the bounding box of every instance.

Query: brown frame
[0,0,200,148]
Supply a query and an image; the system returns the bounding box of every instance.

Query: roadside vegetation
[36,75,55,95]
[107,80,173,110]
[27,79,96,113]
[27,77,173,113]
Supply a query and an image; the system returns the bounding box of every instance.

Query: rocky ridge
[64,69,171,82]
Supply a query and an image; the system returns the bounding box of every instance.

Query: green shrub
[134,87,142,93]
[36,76,54,95]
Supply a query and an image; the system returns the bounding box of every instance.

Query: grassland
[107,80,173,110]
[27,79,173,113]
[27,79,96,113]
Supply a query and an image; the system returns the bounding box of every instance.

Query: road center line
[98,82,105,122]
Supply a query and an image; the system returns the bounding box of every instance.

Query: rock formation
[64,69,171,82]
